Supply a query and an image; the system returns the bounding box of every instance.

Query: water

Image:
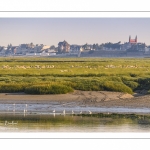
[0,113,150,132]
[1,103,150,132]
[1,103,150,114]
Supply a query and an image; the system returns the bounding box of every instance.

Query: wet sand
[0,90,150,108]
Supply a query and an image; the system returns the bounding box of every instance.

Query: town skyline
[1,18,150,47]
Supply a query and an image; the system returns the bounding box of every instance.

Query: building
[0,47,7,55]
[70,45,81,53]
[127,35,146,52]
[123,35,137,51]
[58,40,70,53]
[69,45,83,57]
[129,35,137,44]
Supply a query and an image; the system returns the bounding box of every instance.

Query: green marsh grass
[0,57,150,94]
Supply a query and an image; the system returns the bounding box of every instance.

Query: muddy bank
[0,90,149,108]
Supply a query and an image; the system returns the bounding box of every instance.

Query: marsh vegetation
[0,57,150,94]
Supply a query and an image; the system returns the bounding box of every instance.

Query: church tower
[129,35,137,44]
[135,35,137,43]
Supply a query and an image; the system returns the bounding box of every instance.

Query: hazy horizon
[0,18,150,47]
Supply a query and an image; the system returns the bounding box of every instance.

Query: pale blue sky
[0,18,150,46]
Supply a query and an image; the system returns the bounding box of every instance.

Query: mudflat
[0,90,150,108]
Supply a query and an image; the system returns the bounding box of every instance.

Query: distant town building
[69,45,83,57]
[58,40,70,53]
[129,35,137,44]
[127,35,146,52]
[20,44,27,49]
[11,46,18,54]
[70,45,81,52]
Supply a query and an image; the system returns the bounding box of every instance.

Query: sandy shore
[0,90,150,108]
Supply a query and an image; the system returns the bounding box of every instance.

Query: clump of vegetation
[147,90,150,94]
[70,78,104,91]
[0,83,27,93]
[102,81,133,94]
[75,113,139,119]
[137,78,150,90]
[24,84,73,94]
[122,81,139,90]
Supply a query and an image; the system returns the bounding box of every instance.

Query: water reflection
[0,113,150,132]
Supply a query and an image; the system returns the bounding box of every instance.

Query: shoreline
[0,90,150,115]
[0,90,150,107]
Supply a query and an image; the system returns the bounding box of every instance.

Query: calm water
[1,103,150,132]
[1,103,150,114]
[0,113,150,132]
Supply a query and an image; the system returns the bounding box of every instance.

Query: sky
[0,18,150,47]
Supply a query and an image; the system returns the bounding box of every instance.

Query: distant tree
[50,45,55,50]
[98,43,104,50]
[83,43,88,50]
[29,42,34,48]
[92,44,96,50]
[95,43,99,50]
[102,42,121,50]
[7,44,12,50]
[9,43,12,47]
